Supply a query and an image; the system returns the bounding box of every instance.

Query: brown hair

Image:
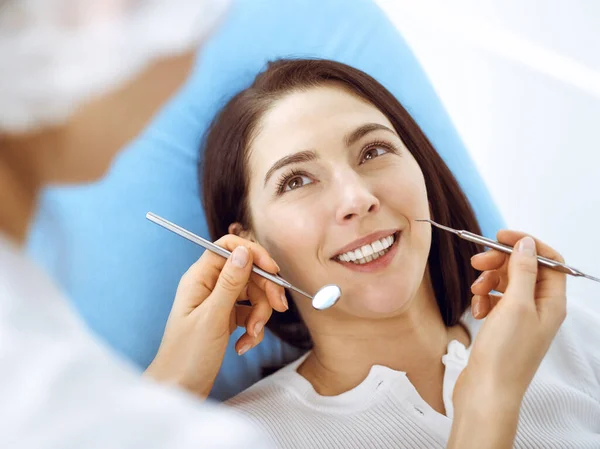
[200,59,482,349]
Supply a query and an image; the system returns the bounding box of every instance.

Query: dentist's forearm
[447,389,521,449]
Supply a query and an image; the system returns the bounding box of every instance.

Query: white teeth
[337,233,397,264]
[361,245,374,257]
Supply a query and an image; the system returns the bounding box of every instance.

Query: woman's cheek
[257,212,318,274]
[389,187,427,220]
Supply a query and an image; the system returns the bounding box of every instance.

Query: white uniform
[0,234,273,448]
[0,1,274,446]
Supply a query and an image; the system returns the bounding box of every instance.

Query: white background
[376,0,600,312]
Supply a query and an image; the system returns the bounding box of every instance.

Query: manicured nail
[473,274,485,285]
[281,293,289,310]
[472,250,492,261]
[518,236,535,256]
[232,246,249,268]
[253,322,264,337]
[237,344,251,356]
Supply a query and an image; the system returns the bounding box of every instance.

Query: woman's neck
[0,136,42,244]
[296,279,470,410]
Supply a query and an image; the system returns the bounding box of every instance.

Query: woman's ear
[228,223,243,235]
[228,222,256,242]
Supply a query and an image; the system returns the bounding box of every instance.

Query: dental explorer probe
[416,219,600,283]
[146,212,342,310]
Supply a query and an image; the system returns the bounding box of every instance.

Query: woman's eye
[361,146,388,163]
[285,175,312,191]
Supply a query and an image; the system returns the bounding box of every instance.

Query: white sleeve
[0,243,273,449]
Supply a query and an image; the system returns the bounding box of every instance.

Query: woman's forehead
[248,86,394,171]
[261,85,386,132]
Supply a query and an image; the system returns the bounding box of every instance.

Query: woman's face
[245,85,432,317]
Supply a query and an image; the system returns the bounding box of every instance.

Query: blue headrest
[27,0,504,401]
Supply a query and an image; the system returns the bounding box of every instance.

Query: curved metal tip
[415,218,459,235]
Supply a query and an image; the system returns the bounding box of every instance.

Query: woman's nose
[334,175,380,223]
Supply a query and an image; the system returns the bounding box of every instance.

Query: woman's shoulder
[224,355,309,413]
[226,366,292,408]
[221,358,316,446]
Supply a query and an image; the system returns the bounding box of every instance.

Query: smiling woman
[200,58,484,445]
[201,59,483,351]
[199,59,600,448]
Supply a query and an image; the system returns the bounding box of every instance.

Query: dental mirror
[146,212,342,310]
[311,284,342,310]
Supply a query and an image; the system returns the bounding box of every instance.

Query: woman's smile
[331,230,401,273]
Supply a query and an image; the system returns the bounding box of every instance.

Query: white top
[0,234,272,449]
[226,302,600,448]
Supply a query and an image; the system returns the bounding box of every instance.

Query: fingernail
[281,293,289,310]
[473,274,485,285]
[237,344,251,356]
[471,251,489,261]
[472,300,481,318]
[518,236,535,256]
[232,246,249,268]
[253,322,264,337]
[274,260,281,272]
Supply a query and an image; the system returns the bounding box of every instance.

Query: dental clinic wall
[376,0,600,313]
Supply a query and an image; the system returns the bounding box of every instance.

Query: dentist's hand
[145,235,288,399]
[449,232,567,449]
[469,230,566,321]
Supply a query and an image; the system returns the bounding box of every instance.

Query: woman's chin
[342,295,412,318]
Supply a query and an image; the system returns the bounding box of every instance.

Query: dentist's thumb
[204,245,253,312]
[505,236,538,302]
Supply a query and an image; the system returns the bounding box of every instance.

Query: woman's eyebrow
[262,123,394,187]
[344,123,396,147]
[263,150,317,187]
